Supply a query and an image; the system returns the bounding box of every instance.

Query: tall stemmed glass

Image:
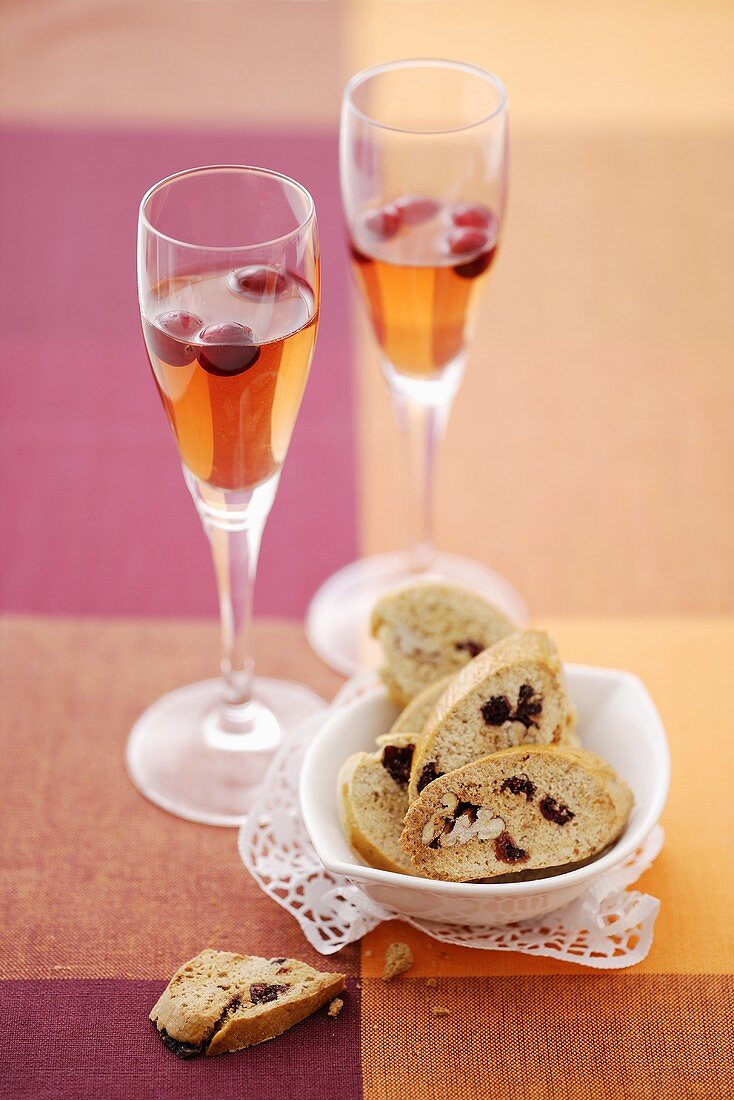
[127,166,323,826]
[307,59,528,675]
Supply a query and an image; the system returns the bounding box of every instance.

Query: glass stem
[386,363,463,574]
[184,469,279,736]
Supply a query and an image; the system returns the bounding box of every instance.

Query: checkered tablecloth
[2,5,733,1095]
[1,614,731,1099]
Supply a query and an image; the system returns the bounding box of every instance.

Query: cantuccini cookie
[150,949,345,1058]
[401,745,632,881]
[338,732,417,875]
[408,631,573,802]
[371,582,515,707]
[339,679,454,874]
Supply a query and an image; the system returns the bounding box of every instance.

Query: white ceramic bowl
[300,665,669,927]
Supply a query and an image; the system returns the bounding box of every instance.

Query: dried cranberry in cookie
[481,684,543,730]
[539,796,575,826]
[381,743,414,787]
[416,761,443,794]
[249,983,288,1005]
[493,831,529,864]
[481,695,512,726]
[500,775,536,801]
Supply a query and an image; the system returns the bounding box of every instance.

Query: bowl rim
[299,663,670,897]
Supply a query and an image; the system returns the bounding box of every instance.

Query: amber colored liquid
[142,270,317,491]
[350,211,496,379]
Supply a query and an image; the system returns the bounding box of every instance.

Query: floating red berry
[227,265,290,300]
[349,241,371,266]
[446,227,489,255]
[394,195,441,224]
[362,203,401,240]
[450,204,498,235]
[453,246,497,279]
[157,310,203,336]
[197,321,260,376]
[146,310,203,366]
[445,227,497,279]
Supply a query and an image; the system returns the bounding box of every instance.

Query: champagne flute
[307,59,528,675]
[127,166,323,826]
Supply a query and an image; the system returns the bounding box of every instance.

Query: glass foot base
[126,678,327,827]
[306,550,529,677]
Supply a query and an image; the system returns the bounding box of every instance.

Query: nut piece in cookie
[150,949,345,1058]
[381,942,414,981]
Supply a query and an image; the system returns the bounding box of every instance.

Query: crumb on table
[381,942,414,982]
[431,1006,451,1017]
[327,997,344,1018]
[426,977,438,988]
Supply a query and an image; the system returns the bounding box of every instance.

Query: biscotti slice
[408,630,572,802]
[337,681,452,875]
[150,949,345,1058]
[377,676,453,746]
[338,734,417,875]
[371,582,516,707]
[401,745,632,881]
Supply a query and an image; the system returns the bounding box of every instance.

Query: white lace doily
[238,675,663,969]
